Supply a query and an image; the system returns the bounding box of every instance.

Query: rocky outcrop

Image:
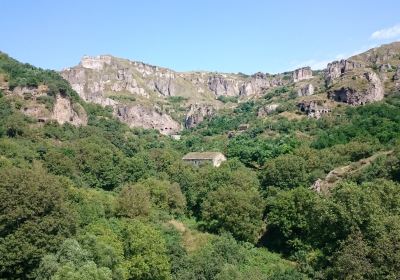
[239,72,283,96]
[258,104,279,117]
[51,96,88,126]
[350,42,400,65]
[297,84,314,96]
[207,75,242,97]
[185,104,214,128]
[292,67,312,82]
[325,60,363,86]
[116,105,180,135]
[379,63,393,72]
[298,100,330,119]
[11,85,87,126]
[394,66,400,90]
[328,71,384,106]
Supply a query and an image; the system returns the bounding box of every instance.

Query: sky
[2,0,400,74]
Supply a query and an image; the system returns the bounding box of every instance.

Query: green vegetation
[216,95,238,103]
[0,52,79,102]
[1,53,400,279]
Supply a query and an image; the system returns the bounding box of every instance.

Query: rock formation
[185,104,214,129]
[292,67,312,82]
[297,83,314,96]
[10,85,87,126]
[58,42,400,131]
[207,75,241,97]
[328,71,384,106]
[116,105,180,135]
[325,60,363,86]
[298,100,330,119]
[394,66,400,90]
[51,96,88,126]
[61,55,295,132]
[258,104,279,117]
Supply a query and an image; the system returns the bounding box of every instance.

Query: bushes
[217,95,238,103]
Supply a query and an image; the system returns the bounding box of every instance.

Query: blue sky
[2,0,400,74]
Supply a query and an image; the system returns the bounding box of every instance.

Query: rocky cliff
[61,56,295,132]
[328,71,384,105]
[58,42,400,129]
[184,104,214,129]
[3,84,87,126]
[292,67,313,82]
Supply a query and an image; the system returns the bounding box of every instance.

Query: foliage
[0,166,77,279]
[261,154,308,190]
[201,185,265,243]
[0,52,79,101]
[2,53,400,279]
[217,95,238,103]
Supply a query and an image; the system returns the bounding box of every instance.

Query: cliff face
[58,42,400,128]
[4,84,87,126]
[292,67,313,82]
[61,56,294,132]
[184,104,214,129]
[325,60,364,86]
[116,105,181,134]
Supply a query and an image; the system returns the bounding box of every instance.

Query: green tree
[201,185,265,243]
[261,154,308,190]
[329,230,372,280]
[140,178,186,216]
[36,239,112,280]
[116,183,152,218]
[0,166,77,279]
[118,220,171,280]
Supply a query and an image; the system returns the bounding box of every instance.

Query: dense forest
[1,53,400,280]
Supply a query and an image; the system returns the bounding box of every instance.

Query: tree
[117,178,186,218]
[140,178,186,216]
[0,166,77,279]
[116,183,152,218]
[119,220,171,280]
[201,185,265,243]
[72,138,125,190]
[36,239,112,280]
[261,154,308,190]
[329,230,372,280]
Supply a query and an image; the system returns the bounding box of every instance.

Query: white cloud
[370,24,400,40]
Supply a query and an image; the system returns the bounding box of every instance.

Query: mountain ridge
[59,41,400,133]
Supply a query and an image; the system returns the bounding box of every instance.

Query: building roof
[182,152,225,160]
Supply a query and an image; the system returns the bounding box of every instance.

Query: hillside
[60,43,400,136]
[1,42,400,280]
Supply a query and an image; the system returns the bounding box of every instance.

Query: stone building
[182,152,227,167]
